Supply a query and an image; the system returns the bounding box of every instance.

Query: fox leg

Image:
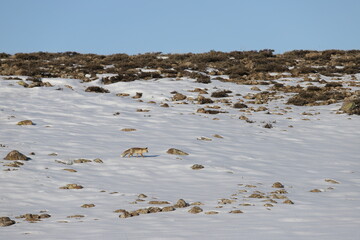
[141,153,144,157]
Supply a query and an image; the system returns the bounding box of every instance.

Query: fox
[121,147,148,158]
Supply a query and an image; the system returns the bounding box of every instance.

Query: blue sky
[1,0,359,54]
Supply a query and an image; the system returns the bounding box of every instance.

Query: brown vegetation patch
[172,92,187,101]
[60,184,84,189]
[148,201,171,205]
[1,50,359,80]
[197,95,214,104]
[121,128,137,132]
[211,90,231,98]
[191,164,205,170]
[197,108,227,114]
[17,213,51,222]
[287,89,348,106]
[81,204,95,208]
[173,199,190,208]
[188,206,203,214]
[73,159,92,163]
[85,86,109,93]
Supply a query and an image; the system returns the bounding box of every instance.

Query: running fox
[121,147,148,158]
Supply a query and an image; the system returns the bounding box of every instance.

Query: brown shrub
[85,86,110,93]
[287,90,347,106]
[196,75,211,84]
[325,82,343,88]
[211,90,231,98]
[224,65,249,78]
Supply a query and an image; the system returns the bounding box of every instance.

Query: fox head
[145,147,148,152]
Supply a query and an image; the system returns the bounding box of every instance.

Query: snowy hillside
[0,74,360,240]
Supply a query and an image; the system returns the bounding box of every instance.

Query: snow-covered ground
[0,75,359,239]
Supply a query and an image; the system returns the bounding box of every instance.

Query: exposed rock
[190,202,204,206]
[188,206,203,214]
[191,164,204,170]
[272,182,285,188]
[174,199,189,208]
[17,120,35,125]
[85,86,110,93]
[167,148,189,155]
[161,103,170,107]
[4,150,30,161]
[0,217,15,227]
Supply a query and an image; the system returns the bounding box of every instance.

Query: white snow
[0,75,359,240]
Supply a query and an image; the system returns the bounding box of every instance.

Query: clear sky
[1,0,359,55]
